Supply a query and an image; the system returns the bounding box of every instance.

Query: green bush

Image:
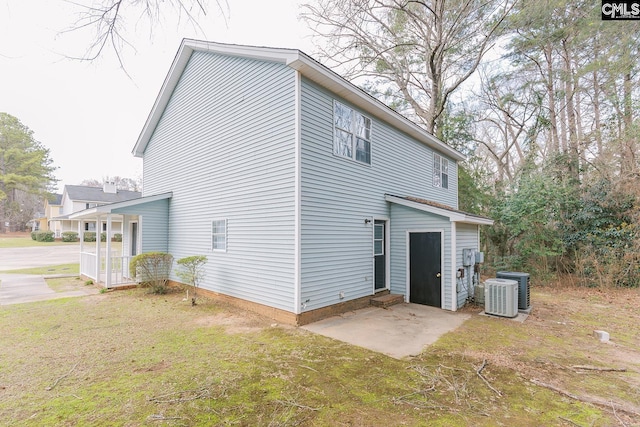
[100,232,107,242]
[130,252,174,294]
[84,231,96,242]
[113,233,122,242]
[31,231,37,241]
[62,231,79,242]
[33,230,55,242]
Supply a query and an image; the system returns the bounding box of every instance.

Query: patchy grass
[0,286,638,426]
[0,264,79,275]
[46,276,94,293]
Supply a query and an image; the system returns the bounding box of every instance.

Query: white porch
[69,192,172,289]
[77,214,139,288]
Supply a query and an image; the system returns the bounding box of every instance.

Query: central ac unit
[496,271,530,310]
[484,278,518,318]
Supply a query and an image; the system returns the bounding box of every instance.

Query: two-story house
[70,39,492,325]
[51,182,140,238]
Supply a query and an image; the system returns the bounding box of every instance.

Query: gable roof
[132,39,465,162]
[64,185,141,204]
[385,194,494,225]
[48,194,63,206]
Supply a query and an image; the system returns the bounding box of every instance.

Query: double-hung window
[433,153,449,189]
[212,219,227,252]
[334,101,371,165]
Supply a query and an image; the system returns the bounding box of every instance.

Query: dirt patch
[193,312,267,334]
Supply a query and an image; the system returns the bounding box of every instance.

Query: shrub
[34,230,55,242]
[84,232,96,242]
[176,255,208,305]
[100,232,107,242]
[62,231,78,242]
[31,231,37,241]
[113,233,122,242]
[130,252,174,294]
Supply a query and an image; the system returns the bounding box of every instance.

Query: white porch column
[78,220,84,272]
[105,214,112,288]
[95,215,101,285]
[122,215,130,257]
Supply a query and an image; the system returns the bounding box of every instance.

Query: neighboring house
[37,193,63,235]
[50,183,141,238]
[71,39,493,325]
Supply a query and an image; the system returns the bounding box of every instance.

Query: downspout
[450,221,457,311]
[293,69,302,315]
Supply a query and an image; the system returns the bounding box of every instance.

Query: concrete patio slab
[302,303,471,359]
[0,274,98,306]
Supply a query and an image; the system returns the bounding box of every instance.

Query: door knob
[436,272,441,278]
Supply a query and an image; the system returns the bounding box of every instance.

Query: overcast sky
[0,0,316,193]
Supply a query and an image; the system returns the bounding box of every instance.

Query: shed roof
[385,194,494,225]
[132,39,465,162]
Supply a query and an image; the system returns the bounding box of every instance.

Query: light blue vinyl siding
[455,223,479,308]
[299,78,458,311]
[388,204,452,309]
[113,199,169,253]
[142,51,297,312]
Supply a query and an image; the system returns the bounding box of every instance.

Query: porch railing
[80,251,134,287]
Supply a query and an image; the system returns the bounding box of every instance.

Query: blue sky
[0,0,314,192]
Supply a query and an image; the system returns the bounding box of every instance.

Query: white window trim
[433,153,449,189]
[373,222,384,256]
[333,100,372,165]
[212,218,227,252]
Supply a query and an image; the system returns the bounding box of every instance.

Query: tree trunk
[544,43,560,154]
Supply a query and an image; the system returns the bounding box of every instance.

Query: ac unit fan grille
[484,279,518,318]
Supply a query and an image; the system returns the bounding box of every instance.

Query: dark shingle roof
[65,185,141,203]
[50,194,63,205]
[387,194,493,222]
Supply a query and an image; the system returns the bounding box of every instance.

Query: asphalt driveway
[0,245,80,271]
[0,244,97,305]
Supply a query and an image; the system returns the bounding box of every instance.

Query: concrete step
[371,294,404,308]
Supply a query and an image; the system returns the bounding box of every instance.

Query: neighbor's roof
[385,194,494,225]
[64,185,141,204]
[48,194,63,205]
[132,39,465,162]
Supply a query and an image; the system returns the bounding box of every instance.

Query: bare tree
[301,0,516,137]
[80,176,142,191]
[63,0,229,67]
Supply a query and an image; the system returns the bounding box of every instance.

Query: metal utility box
[496,271,530,310]
[462,248,475,266]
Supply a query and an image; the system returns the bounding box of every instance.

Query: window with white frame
[374,222,384,256]
[334,101,371,165]
[433,153,449,189]
[212,219,227,252]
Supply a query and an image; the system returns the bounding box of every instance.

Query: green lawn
[0,285,637,426]
[0,236,79,248]
[0,263,80,275]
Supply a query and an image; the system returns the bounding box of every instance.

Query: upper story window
[333,101,371,165]
[433,153,449,189]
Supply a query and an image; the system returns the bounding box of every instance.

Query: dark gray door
[131,222,138,256]
[409,232,441,307]
[374,220,386,290]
